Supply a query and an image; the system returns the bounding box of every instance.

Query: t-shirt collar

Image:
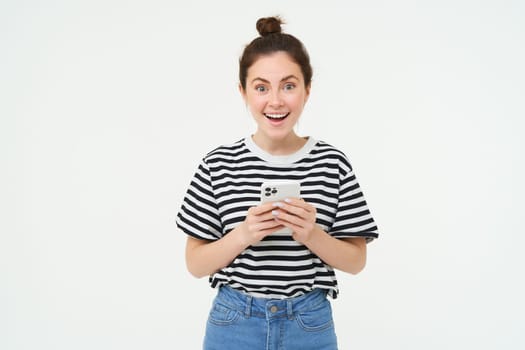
[244,135,317,164]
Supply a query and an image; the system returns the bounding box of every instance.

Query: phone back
[260,181,301,235]
[260,181,301,204]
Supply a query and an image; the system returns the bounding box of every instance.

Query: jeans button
[270,305,278,313]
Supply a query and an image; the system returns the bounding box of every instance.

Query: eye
[255,85,267,93]
[283,82,296,91]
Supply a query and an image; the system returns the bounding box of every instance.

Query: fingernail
[272,202,284,208]
[284,198,292,203]
[271,210,279,216]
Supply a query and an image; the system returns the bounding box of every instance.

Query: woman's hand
[271,198,318,244]
[186,202,285,278]
[271,198,367,274]
[237,202,286,247]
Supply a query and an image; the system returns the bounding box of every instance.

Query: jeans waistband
[215,286,328,320]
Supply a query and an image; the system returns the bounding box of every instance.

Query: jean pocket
[295,299,334,332]
[208,302,241,326]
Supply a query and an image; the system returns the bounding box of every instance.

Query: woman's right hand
[236,202,284,247]
[185,202,284,278]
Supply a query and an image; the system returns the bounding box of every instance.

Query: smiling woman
[241,52,310,152]
[176,16,379,350]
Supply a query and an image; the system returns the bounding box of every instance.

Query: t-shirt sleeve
[176,159,223,240]
[329,162,379,243]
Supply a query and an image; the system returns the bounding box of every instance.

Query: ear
[304,83,311,103]
[239,83,247,102]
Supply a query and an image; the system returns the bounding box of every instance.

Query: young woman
[177,16,379,350]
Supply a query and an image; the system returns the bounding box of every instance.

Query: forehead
[247,51,303,81]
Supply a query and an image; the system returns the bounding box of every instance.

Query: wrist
[230,223,251,249]
[301,224,324,246]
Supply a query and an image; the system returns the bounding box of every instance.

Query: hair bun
[256,16,283,36]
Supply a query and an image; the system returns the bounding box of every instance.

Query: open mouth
[264,113,290,121]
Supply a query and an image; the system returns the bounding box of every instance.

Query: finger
[279,198,314,212]
[273,217,301,232]
[272,202,310,217]
[272,210,308,227]
[252,212,279,223]
[257,224,287,238]
[251,219,283,232]
[250,202,279,215]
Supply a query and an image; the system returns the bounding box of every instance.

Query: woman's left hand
[271,198,318,244]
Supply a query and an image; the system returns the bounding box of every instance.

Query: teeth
[265,113,288,119]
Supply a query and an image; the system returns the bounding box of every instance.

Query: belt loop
[245,295,252,318]
[286,299,293,320]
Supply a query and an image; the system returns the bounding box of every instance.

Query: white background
[2,0,524,349]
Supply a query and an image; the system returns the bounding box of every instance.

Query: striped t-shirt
[176,136,378,299]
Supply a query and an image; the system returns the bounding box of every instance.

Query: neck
[251,132,307,156]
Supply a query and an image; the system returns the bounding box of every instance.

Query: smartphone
[260,180,301,234]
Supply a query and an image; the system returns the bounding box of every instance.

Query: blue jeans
[203,286,338,350]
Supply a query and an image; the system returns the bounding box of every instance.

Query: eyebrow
[250,75,300,84]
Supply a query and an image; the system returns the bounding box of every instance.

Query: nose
[268,89,284,108]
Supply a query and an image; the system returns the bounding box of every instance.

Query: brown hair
[239,16,313,90]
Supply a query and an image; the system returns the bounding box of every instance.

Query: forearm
[304,226,367,274]
[185,227,247,278]
[186,202,289,278]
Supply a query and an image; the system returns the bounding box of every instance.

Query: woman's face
[241,51,310,143]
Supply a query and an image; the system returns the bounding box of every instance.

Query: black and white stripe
[177,137,378,299]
